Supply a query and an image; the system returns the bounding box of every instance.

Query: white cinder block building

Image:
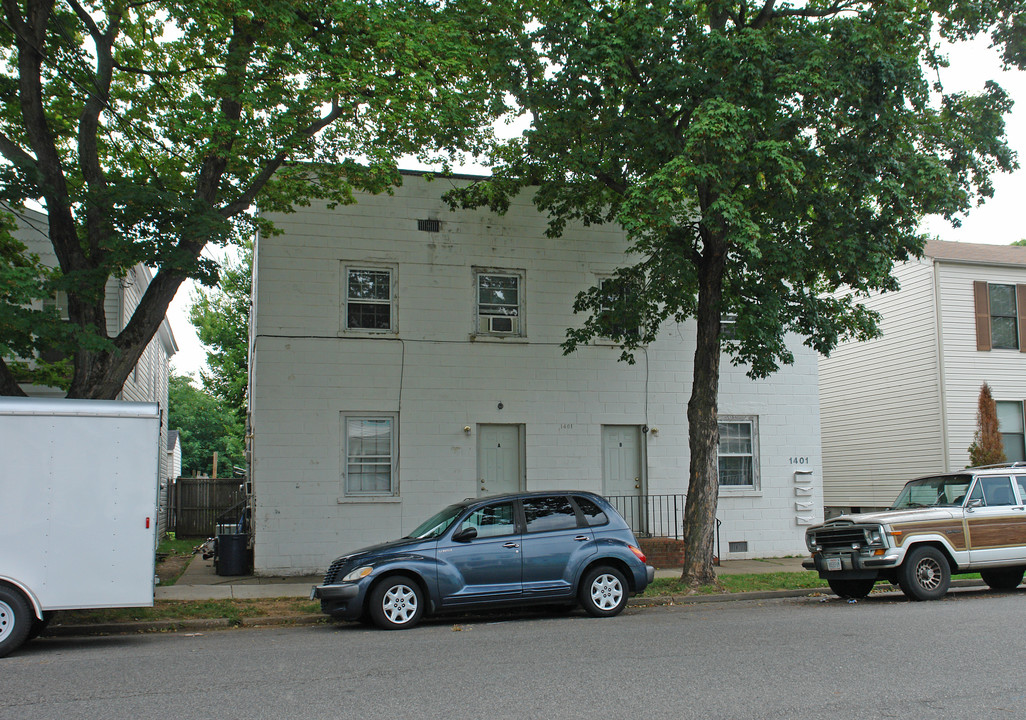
[249,172,823,575]
[819,239,1026,516]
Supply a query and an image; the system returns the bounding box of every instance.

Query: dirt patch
[156,553,194,586]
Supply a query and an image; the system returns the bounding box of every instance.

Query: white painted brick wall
[250,173,823,574]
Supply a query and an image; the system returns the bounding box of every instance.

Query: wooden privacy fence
[170,477,246,537]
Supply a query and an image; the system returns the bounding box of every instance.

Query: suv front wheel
[827,578,876,599]
[898,546,950,601]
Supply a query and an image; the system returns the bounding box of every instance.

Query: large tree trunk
[680,227,727,588]
[0,358,28,396]
[65,268,188,399]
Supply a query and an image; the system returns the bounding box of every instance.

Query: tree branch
[0,130,40,173]
[750,0,861,29]
[68,0,119,261]
[220,98,348,218]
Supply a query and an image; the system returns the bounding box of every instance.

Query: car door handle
[503,542,520,549]
[574,536,589,542]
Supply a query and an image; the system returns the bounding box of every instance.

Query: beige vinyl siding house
[248,172,825,575]
[9,206,178,533]
[819,240,1026,516]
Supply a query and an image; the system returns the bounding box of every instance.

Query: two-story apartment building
[819,239,1026,516]
[248,172,824,575]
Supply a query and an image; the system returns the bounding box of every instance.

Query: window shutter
[1018,285,1026,353]
[974,281,991,351]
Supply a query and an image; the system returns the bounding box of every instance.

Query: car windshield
[406,503,465,539]
[890,475,972,509]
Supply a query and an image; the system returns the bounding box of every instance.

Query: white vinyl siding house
[248,172,824,575]
[819,240,1026,515]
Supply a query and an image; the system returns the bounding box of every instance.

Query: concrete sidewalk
[155,554,809,602]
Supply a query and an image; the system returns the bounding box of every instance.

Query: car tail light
[628,545,647,563]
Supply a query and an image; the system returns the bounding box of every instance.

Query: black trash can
[215,533,251,576]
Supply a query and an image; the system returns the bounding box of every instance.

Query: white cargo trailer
[0,397,160,658]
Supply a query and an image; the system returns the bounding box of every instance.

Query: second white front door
[602,425,645,533]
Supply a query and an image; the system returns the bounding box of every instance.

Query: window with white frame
[343,415,396,495]
[974,281,1026,351]
[41,290,70,321]
[720,313,738,341]
[989,284,1019,350]
[598,276,641,342]
[717,417,760,489]
[476,270,523,336]
[345,267,393,331]
[997,400,1026,463]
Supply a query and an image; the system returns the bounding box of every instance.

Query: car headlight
[866,528,884,547]
[342,566,373,582]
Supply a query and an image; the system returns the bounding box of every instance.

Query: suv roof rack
[967,461,1026,470]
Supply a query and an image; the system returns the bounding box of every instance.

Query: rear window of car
[523,496,578,533]
[572,496,608,527]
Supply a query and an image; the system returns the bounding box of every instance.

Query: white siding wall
[251,175,823,574]
[10,208,175,532]
[818,259,946,508]
[936,261,1026,469]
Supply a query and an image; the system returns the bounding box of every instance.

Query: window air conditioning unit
[485,316,517,334]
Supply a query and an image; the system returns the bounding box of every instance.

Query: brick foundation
[638,537,685,568]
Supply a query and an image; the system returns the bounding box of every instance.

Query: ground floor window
[343,414,396,495]
[997,401,1025,463]
[717,416,760,489]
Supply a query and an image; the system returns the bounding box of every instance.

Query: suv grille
[812,524,874,551]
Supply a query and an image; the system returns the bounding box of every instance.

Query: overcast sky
[169,36,1026,378]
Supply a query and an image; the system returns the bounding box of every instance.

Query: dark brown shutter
[974,281,991,351]
[1017,284,1026,353]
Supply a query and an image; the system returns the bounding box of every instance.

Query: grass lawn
[640,571,828,597]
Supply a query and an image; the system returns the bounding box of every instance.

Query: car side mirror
[452,526,477,543]
[966,498,983,512]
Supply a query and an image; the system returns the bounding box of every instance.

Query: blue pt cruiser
[311,491,655,629]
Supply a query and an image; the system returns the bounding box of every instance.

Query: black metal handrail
[604,493,722,565]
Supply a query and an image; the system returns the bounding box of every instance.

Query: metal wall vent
[417,218,440,232]
[728,541,748,553]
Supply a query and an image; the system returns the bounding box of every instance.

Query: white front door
[602,425,645,533]
[478,425,524,497]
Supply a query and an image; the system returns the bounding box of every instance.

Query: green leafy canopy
[456,0,1019,377]
[447,0,1021,585]
[1,0,523,397]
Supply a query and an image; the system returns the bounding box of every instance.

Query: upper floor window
[597,276,642,342]
[717,416,760,490]
[720,313,738,341]
[476,270,523,336]
[41,290,70,321]
[974,281,1025,352]
[345,267,393,331]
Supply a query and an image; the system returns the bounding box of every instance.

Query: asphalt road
[2,587,1024,720]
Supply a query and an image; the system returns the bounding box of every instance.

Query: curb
[42,579,990,638]
[44,614,328,638]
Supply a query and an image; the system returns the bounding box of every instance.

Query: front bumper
[804,551,900,579]
[311,583,364,620]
